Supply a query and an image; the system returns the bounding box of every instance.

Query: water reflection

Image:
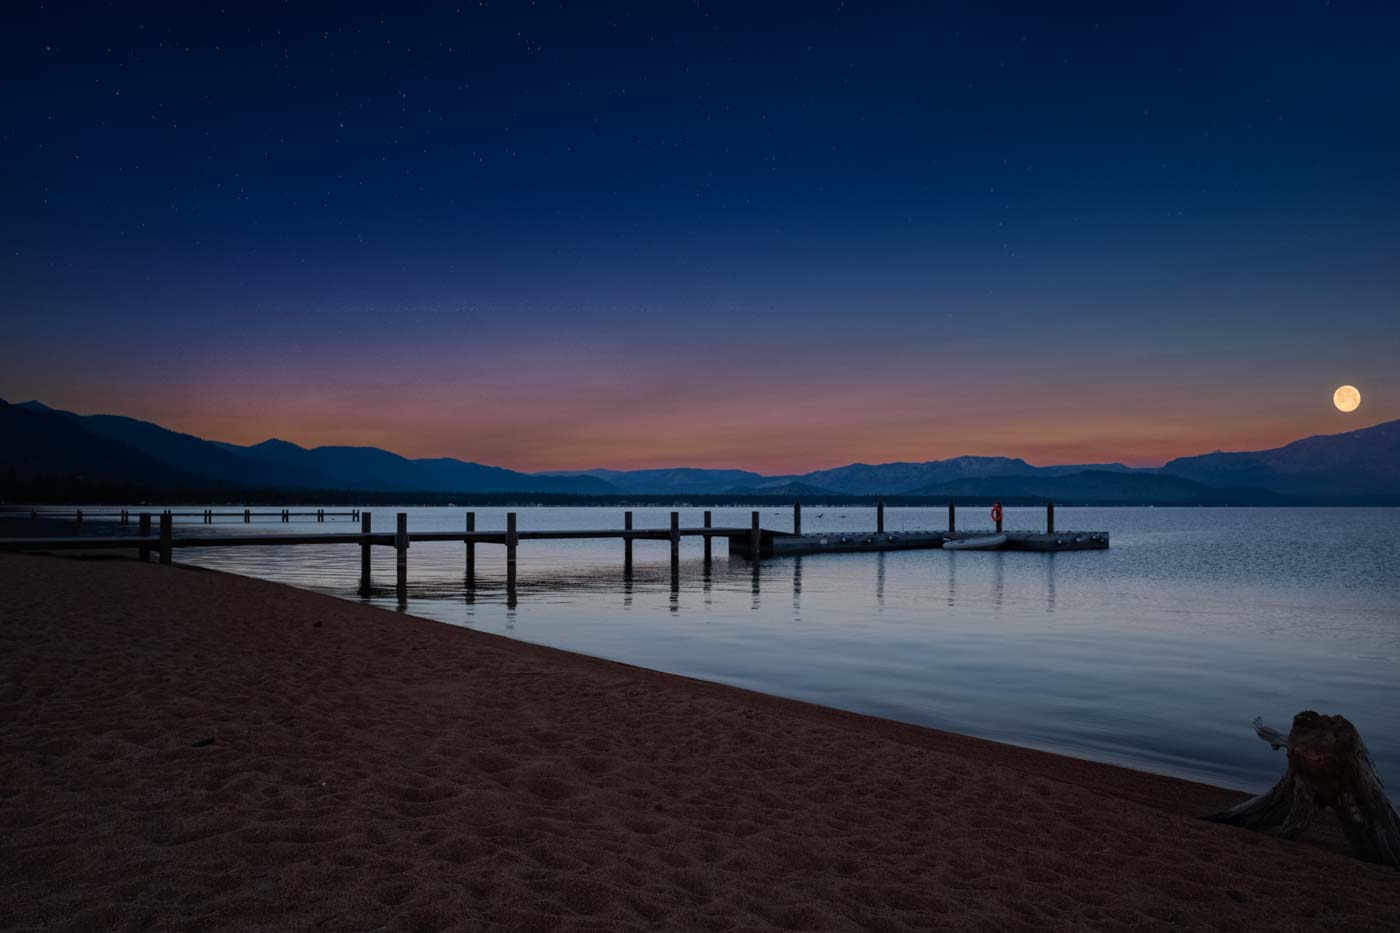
[669,562,679,614]
[792,557,803,616]
[945,550,957,608]
[992,553,1004,611]
[876,551,886,606]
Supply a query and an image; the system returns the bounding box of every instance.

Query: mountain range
[2,397,1397,504]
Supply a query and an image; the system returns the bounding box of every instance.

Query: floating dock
[728,528,1108,560]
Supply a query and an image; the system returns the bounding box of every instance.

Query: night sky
[4,2,1397,472]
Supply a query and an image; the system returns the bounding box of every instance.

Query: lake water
[21,505,1400,791]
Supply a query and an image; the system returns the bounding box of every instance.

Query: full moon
[1333,384,1361,412]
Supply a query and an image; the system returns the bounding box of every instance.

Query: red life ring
[990,503,1003,524]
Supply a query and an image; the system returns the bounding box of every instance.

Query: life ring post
[992,501,1004,533]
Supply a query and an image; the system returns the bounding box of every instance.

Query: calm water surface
[35,505,1400,791]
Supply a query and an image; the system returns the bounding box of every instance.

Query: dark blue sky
[4,2,1397,470]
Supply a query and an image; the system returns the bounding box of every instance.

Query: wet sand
[2,551,1398,932]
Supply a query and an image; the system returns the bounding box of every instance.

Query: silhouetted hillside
[1,401,207,489]
[1161,419,1400,497]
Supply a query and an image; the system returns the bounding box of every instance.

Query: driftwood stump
[1205,711,1400,867]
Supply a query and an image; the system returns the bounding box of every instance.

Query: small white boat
[943,533,1007,551]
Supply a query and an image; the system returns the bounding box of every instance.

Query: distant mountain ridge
[534,467,766,495]
[2,397,1397,503]
[909,470,1289,506]
[1160,419,1400,498]
[7,401,611,496]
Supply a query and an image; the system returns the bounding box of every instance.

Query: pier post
[877,501,884,534]
[751,510,761,562]
[1047,501,1055,534]
[793,502,801,536]
[994,501,1003,534]
[244,508,250,523]
[395,512,408,600]
[318,509,324,523]
[158,513,172,565]
[703,510,712,564]
[624,511,633,574]
[360,511,372,595]
[670,511,680,569]
[139,513,151,562]
[948,502,956,533]
[506,512,518,592]
[76,509,83,529]
[465,511,475,588]
[121,509,128,525]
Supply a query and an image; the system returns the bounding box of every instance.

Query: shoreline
[3,552,1398,930]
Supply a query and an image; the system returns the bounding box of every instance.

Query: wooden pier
[0,502,1107,602]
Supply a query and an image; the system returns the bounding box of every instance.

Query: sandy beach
[2,552,1398,932]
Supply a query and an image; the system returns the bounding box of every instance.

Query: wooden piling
[139,513,151,562]
[877,501,884,534]
[360,511,372,595]
[76,509,83,529]
[244,508,251,523]
[994,500,1004,534]
[158,513,172,565]
[703,510,712,564]
[624,511,633,573]
[1047,501,1055,534]
[751,510,761,562]
[317,509,324,523]
[793,502,802,536]
[395,512,408,599]
[465,511,476,587]
[506,512,518,591]
[670,511,680,568]
[120,509,128,525]
[948,502,956,533]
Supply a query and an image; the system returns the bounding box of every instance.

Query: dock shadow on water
[14,504,1400,792]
